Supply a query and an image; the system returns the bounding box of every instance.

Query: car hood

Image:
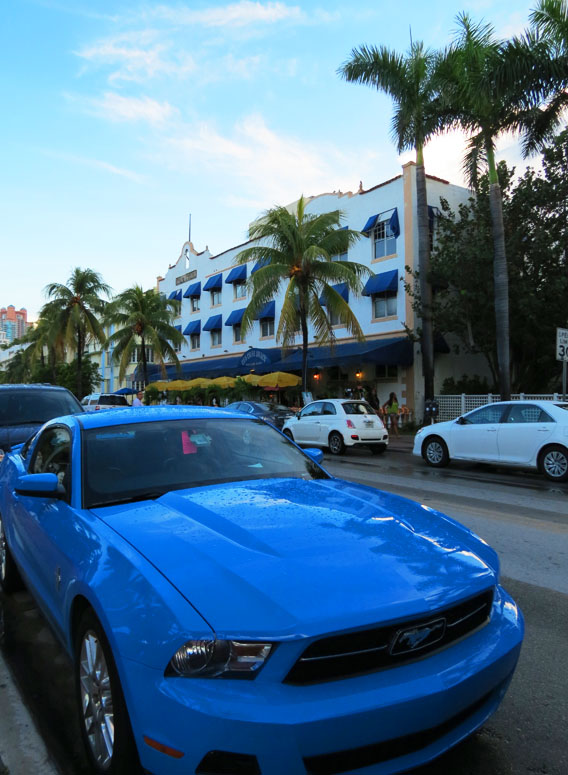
[92,478,497,640]
[0,424,41,449]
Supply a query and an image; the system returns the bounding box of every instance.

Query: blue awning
[203,314,222,331]
[251,258,270,274]
[203,274,223,291]
[254,300,275,319]
[137,346,283,381]
[225,265,247,283]
[169,290,182,301]
[183,282,201,298]
[183,320,201,335]
[319,283,349,305]
[174,324,182,331]
[362,269,399,296]
[225,308,246,326]
[361,214,378,233]
[389,208,400,238]
[271,337,413,370]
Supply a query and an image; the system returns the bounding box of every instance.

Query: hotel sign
[240,348,273,367]
[176,270,197,286]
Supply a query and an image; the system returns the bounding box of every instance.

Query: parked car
[225,400,295,429]
[0,384,83,457]
[282,398,388,455]
[81,392,130,411]
[0,406,523,775]
[414,400,568,482]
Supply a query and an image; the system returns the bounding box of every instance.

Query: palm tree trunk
[141,338,148,386]
[299,290,309,394]
[416,148,435,411]
[486,145,511,400]
[76,327,83,399]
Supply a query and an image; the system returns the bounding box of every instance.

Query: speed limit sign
[557,328,568,361]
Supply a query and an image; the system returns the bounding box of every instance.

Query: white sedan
[282,398,388,455]
[414,400,568,482]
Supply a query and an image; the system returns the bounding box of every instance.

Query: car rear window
[98,395,129,406]
[0,389,82,425]
[342,402,375,415]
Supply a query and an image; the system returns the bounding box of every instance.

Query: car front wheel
[540,445,568,482]
[0,513,23,593]
[328,431,345,455]
[422,436,449,468]
[75,609,140,775]
[283,429,294,442]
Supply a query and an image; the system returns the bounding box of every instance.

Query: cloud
[75,30,196,83]
[41,149,146,182]
[90,92,178,125]
[152,1,304,28]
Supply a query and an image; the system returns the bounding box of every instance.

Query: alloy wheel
[79,630,115,770]
[543,449,568,480]
[426,441,444,465]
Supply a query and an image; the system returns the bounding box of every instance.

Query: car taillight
[346,419,355,428]
[95,405,101,411]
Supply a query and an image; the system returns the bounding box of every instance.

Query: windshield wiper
[89,491,165,508]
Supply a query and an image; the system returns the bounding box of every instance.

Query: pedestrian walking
[383,392,400,437]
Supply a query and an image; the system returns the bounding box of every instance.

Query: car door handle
[537,428,549,432]
[486,428,497,432]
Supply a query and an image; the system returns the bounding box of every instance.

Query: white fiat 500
[414,400,568,482]
[282,398,388,455]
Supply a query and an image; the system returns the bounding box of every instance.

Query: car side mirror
[456,416,466,425]
[304,448,324,465]
[15,473,65,498]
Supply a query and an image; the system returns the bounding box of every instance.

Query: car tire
[328,431,345,456]
[75,609,141,775]
[369,445,386,455]
[0,513,24,593]
[539,445,568,482]
[422,436,450,468]
[283,429,294,442]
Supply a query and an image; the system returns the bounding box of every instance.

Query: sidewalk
[0,651,59,775]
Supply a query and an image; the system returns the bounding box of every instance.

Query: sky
[1,0,539,320]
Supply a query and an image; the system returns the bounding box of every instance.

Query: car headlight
[167,639,273,678]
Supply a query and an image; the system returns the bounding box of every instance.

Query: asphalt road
[1,444,567,775]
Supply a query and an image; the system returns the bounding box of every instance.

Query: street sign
[556,328,568,361]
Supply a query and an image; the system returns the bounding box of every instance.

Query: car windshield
[98,395,129,406]
[0,390,82,426]
[342,402,375,415]
[83,418,329,508]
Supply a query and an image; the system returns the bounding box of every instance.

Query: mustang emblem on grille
[390,618,446,655]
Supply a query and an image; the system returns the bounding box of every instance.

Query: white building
[152,162,485,414]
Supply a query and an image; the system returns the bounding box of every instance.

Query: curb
[0,652,59,775]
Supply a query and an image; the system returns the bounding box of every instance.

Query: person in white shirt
[132,391,144,407]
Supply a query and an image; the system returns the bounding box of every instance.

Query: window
[329,309,342,326]
[373,219,396,259]
[191,297,200,312]
[300,402,323,418]
[261,319,274,337]
[233,324,244,343]
[463,405,507,424]
[331,250,348,262]
[190,333,200,350]
[233,281,246,299]
[375,364,398,380]
[211,329,222,346]
[505,404,554,423]
[373,292,397,318]
[321,402,337,416]
[130,347,154,364]
[30,426,71,497]
[211,289,221,306]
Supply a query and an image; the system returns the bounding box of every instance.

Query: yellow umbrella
[183,378,213,388]
[210,376,236,388]
[258,371,301,388]
[163,380,192,391]
[147,381,169,390]
[239,373,261,385]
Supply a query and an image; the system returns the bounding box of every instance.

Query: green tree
[339,41,443,406]
[233,196,369,391]
[42,268,110,398]
[103,285,184,385]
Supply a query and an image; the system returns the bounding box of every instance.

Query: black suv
[0,384,84,452]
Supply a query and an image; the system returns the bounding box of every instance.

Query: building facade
[151,162,483,414]
[0,306,30,344]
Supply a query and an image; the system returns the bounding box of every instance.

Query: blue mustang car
[0,407,523,775]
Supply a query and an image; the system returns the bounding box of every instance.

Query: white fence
[433,394,564,422]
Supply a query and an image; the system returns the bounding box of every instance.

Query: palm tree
[20,306,64,383]
[339,41,443,406]
[42,268,111,398]
[233,196,369,391]
[103,285,184,385]
[436,15,529,400]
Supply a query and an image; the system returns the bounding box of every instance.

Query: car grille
[284,588,494,685]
